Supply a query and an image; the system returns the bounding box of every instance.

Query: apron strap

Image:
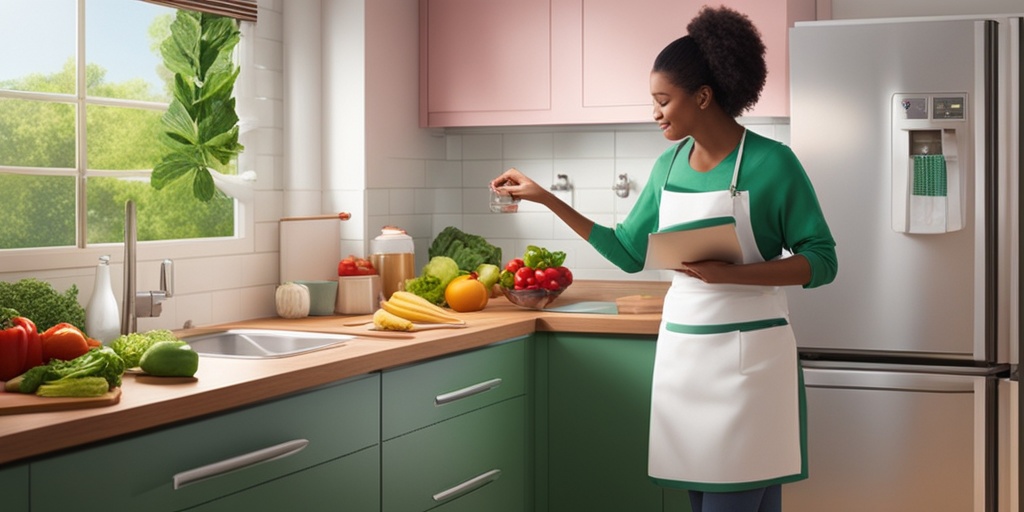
[662,138,691,189]
[729,129,747,197]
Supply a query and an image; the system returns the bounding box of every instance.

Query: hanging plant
[152,10,243,202]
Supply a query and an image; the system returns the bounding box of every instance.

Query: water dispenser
[891,93,967,234]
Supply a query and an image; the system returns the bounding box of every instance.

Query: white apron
[647,131,806,492]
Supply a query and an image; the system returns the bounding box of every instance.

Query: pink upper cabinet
[420,0,552,126]
[420,0,816,127]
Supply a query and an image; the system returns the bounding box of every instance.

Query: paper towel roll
[280,214,349,282]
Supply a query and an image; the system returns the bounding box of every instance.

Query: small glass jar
[489,188,520,213]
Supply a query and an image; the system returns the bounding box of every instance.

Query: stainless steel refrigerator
[787,16,1020,512]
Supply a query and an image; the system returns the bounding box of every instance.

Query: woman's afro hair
[652,6,767,118]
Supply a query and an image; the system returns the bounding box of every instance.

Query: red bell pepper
[0,308,29,381]
[15,316,42,372]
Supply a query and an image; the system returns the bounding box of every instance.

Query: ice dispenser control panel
[891,93,967,234]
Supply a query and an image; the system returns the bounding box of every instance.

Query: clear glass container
[489,189,520,213]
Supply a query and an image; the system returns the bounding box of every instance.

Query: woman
[490,6,837,512]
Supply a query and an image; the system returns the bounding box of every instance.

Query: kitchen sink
[183,329,354,359]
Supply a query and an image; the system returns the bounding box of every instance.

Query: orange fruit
[444,274,489,312]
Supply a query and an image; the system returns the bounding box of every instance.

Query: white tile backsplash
[554,131,616,158]
[421,120,789,280]
[504,132,554,159]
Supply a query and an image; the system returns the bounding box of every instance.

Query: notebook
[642,217,743,270]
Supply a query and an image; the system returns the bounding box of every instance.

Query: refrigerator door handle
[804,367,978,393]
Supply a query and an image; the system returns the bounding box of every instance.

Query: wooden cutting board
[614,295,664,314]
[0,388,121,415]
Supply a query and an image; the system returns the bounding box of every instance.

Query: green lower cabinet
[382,397,527,512]
[186,445,380,512]
[30,374,380,512]
[0,463,29,512]
[540,333,690,512]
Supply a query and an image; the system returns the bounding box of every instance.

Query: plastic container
[370,226,415,300]
[86,255,121,344]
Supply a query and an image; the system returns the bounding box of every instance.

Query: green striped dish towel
[913,154,947,197]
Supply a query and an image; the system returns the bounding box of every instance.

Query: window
[0,0,241,251]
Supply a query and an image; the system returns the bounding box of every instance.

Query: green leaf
[152,155,199,190]
[171,74,197,118]
[161,101,198,145]
[192,168,215,202]
[198,100,238,141]
[161,12,201,77]
[198,68,238,104]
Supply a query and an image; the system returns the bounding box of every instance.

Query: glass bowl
[500,286,567,310]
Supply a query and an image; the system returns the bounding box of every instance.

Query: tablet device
[643,217,743,270]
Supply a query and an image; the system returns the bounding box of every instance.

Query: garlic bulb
[275,282,311,319]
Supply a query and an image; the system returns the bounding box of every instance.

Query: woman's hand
[490,168,548,203]
[678,260,732,283]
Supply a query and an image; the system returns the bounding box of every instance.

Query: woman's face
[650,71,700,142]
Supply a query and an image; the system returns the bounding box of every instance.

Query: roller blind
[139,0,257,22]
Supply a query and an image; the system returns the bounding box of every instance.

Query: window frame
[0,0,255,273]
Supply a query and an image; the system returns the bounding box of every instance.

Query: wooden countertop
[0,280,666,466]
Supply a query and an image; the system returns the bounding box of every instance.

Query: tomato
[514,267,536,290]
[445,274,489,312]
[338,255,377,276]
[505,258,524,274]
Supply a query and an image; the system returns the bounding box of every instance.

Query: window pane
[86,104,165,171]
[0,0,76,94]
[87,176,235,244]
[0,174,76,249]
[0,98,75,168]
[86,1,174,102]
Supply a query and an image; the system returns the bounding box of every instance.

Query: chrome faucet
[121,200,174,335]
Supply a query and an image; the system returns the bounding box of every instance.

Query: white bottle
[86,255,121,344]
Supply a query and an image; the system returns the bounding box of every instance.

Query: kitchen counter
[0,280,667,466]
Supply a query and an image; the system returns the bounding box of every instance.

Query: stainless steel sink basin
[183,329,355,359]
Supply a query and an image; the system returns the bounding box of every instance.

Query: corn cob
[373,308,414,331]
[381,291,465,324]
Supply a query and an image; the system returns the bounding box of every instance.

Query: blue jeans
[688,485,782,512]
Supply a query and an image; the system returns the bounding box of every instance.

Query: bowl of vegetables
[498,245,573,310]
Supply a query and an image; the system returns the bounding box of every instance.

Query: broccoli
[5,346,125,394]
[109,329,179,368]
[0,278,86,333]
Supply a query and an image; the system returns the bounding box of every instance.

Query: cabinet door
[0,463,29,512]
[581,0,812,117]
[187,446,380,512]
[382,397,527,512]
[421,0,551,125]
[382,338,527,440]
[31,374,379,512]
[544,333,663,512]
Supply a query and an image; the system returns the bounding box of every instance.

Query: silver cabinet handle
[432,469,502,502]
[434,378,502,406]
[172,439,309,490]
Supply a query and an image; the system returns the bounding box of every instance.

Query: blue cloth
[688,485,782,512]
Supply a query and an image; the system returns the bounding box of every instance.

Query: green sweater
[588,131,838,289]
